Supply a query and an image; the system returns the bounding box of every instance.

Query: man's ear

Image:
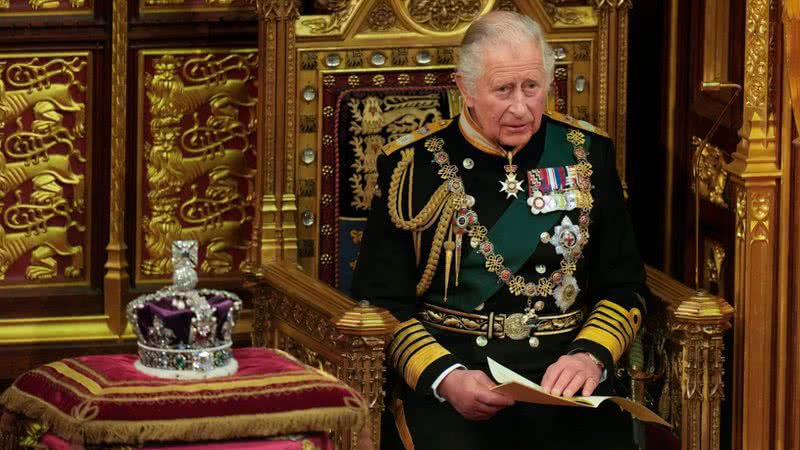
[454,73,475,108]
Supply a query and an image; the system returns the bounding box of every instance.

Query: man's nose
[508,90,528,116]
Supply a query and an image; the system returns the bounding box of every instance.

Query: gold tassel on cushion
[0,385,365,446]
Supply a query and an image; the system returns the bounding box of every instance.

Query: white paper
[486,357,671,427]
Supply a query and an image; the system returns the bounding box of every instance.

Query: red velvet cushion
[0,347,365,446]
[41,432,334,450]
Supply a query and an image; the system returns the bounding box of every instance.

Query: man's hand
[541,353,603,397]
[437,369,515,421]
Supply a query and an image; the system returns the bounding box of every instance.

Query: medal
[499,152,524,199]
[551,216,582,256]
[527,165,580,214]
[553,275,580,312]
[499,172,524,198]
[423,126,593,323]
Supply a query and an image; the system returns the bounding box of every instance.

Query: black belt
[418,303,584,348]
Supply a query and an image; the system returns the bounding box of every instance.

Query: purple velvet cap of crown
[135,295,233,345]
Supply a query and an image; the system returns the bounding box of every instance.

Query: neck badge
[499,152,524,199]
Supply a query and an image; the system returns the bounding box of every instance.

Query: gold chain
[424,132,594,308]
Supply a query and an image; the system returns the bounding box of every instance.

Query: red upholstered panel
[0,348,365,446]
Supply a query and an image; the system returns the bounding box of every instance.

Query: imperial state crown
[126,240,242,379]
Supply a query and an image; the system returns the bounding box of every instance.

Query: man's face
[458,40,548,147]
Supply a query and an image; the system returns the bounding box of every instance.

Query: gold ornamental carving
[493,0,518,12]
[0,54,89,285]
[300,0,355,33]
[594,0,632,9]
[271,292,344,344]
[1,196,85,281]
[142,0,255,12]
[256,266,398,449]
[735,187,746,241]
[690,136,728,208]
[748,191,769,244]
[257,0,299,20]
[668,289,733,450]
[347,94,444,210]
[704,239,725,286]
[107,0,128,281]
[744,0,769,110]
[0,58,86,134]
[364,0,398,32]
[278,333,338,374]
[144,0,248,3]
[596,7,609,129]
[0,0,86,10]
[391,0,495,35]
[542,1,592,26]
[139,50,257,278]
[405,0,482,31]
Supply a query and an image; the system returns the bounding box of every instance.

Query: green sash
[424,122,590,311]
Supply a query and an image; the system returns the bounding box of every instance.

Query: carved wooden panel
[139,0,254,15]
[0,52,91,289]
[0,0,92,15]
[136,49,258,284]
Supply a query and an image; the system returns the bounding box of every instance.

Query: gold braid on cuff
[575,299,642,363]
[387,319,452,390]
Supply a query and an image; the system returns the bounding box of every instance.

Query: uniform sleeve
[351,152,461,394]
[567,137,648,370]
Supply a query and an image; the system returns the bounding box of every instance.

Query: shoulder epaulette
[545,111,609,138]
[382,119,453,156]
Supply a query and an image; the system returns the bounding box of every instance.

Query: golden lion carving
[0,80,85,138]
[142,217,250,275]
[146,55,256,129]
[0,197,84,281]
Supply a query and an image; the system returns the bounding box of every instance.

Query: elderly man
[352,11,647,450]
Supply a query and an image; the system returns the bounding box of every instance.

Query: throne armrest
[632,265,732,450]
[245,262,399,450]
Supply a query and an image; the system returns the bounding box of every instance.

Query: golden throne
[245,1,733,449]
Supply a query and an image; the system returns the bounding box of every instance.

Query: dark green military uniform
[352,111,647,450]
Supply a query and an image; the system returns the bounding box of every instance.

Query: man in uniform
[352,11,647,450]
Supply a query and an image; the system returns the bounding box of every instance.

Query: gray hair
[457,11,555,96]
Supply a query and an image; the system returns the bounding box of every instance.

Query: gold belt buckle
[504,313,539,340]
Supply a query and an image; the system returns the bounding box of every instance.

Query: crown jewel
[127,241,242,379]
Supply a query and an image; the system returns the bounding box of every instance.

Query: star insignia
[499,173,524,199]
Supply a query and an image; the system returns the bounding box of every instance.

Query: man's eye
[497,85,510,93]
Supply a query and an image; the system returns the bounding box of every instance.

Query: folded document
[487,357,671,427]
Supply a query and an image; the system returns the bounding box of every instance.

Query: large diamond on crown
[126,241,242,379]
